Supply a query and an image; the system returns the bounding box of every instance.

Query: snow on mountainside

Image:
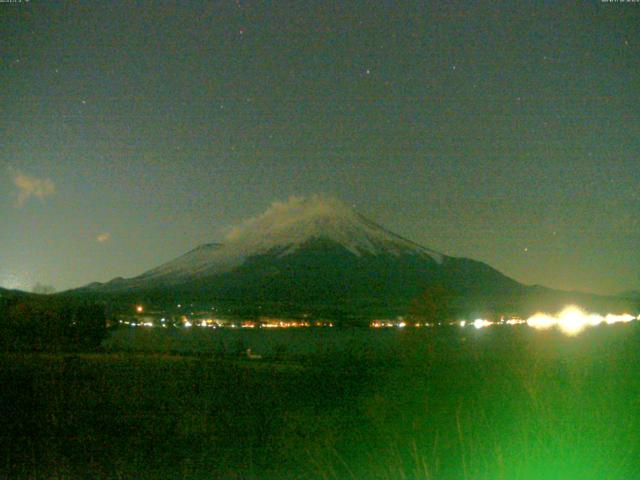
[220,196,442,260]
[100,196,444,289]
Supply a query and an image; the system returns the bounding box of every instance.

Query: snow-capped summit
[221,195,442,260]
[122,195,443,287]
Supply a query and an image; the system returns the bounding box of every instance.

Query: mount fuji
[73,196,631,319]
[110,196,446,288]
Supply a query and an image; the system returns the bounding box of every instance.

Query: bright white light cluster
[527,306,636,336]
[461,306,638,336]
[473,319,492,330]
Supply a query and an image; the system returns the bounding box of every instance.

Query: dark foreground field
[1,324,639,479]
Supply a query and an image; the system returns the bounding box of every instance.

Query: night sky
[1,1,638,295]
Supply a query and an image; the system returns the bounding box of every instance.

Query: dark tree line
[409,284,460,323]
[0,297,107,352]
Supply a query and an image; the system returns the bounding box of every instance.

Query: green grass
[1,324,639,479]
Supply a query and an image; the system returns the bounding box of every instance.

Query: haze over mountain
[74,196,635,319]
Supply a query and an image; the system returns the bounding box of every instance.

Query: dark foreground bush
[0,297,107,352]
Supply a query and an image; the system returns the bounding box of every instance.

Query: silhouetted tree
[0,298,107,352]
[71,303,107,349]
[409,284,458,323]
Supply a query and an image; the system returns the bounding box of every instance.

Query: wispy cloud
[223,194,352,243]
[11,170,56,207]
[96,233,111,243]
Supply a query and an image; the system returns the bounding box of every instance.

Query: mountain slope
[0,287,32,299]
[174,237,521,304]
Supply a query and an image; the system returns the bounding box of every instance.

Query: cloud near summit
[223,195,353,243]
[11,170,56,207]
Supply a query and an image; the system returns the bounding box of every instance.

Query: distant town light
[527,312,555,331]
[557,306,589,336]
[526,306,637,336]
[473,319,492,329]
